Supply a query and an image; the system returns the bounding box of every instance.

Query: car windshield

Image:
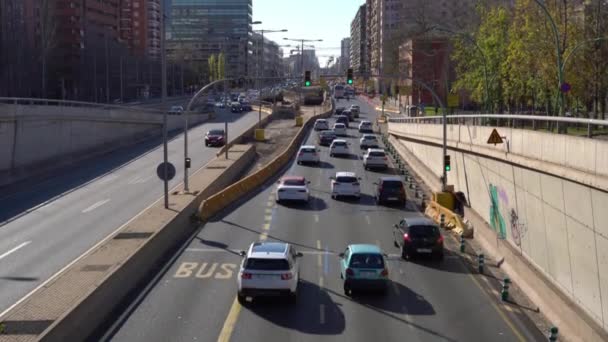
[364,136,377,140]
[381,180,402,188]
[349,253,384,269]
[301,148,316,153]
[408,225,440,238]
[369,151,385,157]
[209,130,224,135]
[245,258,290,271]
[336,176,357,183]
[282,178,305,186]
[333,141,346,146]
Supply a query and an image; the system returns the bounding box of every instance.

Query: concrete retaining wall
[0,104,208,187]
[389,121,608,337]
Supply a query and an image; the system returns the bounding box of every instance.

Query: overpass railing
[388,114,608,139]
[0,97,169,114]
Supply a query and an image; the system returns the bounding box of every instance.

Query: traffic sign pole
[163,111,169,209]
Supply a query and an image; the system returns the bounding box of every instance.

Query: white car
[296,145,320,165]
[169,105,183,115]
[329,139,349,157]
[358,120,373,133]
[360,134,379,149]
[276,176,310,203]
[314,119,329,131]
[363,148,388,170]
[331,172,361,199]
[237,242,302,304]
[333,123,347,136]
[350,105,360,118]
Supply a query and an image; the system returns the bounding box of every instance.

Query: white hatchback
[333,123,347,136]
[276,176,310,203]
[330,171,361,199]
[296,145,320,165]
[358,120,373,133]
[238,242,302,304]
[314,119,329,131]
[360,134,379,149]
[329,139,350,157]
[363,148,388,170]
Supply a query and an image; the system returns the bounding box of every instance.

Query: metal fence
[388,114,608,138]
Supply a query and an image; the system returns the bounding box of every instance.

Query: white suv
[314,119,329,131]
[296,145,320,165]
[333,123,347,136]
[331,171,361,199]
[360,134,379,149]
[363,148,388,170]
[329,139,349,157]
[238,242,302,304]
[358,120,373,133]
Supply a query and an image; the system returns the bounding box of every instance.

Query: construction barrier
[200,103,332,221]
[424,200,474,238]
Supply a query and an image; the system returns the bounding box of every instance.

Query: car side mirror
[296,252,304,258]
[338,253,345,258]
[239,250,246,257]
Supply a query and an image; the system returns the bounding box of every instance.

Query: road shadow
[345,280,436,316]
[278,196,328,211]
[242,279,345,335]
[394,250,472,275]
[0,276,39,282]
[352,193,379,207]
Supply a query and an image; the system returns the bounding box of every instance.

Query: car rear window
[209,130,224,135]
[349,253,385,269]
[282,179,305,186]
[335,124,345,128]
[361,122,371,126]
[336,176,357,183]
[333,141,346,146]
[408,225,440,238]
[369,151,386,157]
[301,148,316,153]
[381,180,402,188]
[245,258,290,270]
[364,135,376,140]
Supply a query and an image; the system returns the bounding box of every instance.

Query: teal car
[339,244,389,295]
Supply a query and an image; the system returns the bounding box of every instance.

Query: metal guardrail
[388,114,608,138]
[0,97,167,114]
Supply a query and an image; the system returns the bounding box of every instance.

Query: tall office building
[120,0,162,59]
[167,0,252,79]
[340,38,351,73]
[350,4,368,75]
[251,33,283,79]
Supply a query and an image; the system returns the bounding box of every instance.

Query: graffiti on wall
[489,183,527,246]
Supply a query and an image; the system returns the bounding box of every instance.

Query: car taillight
[345,268,354,276]
[281,273,293,280]
[437,235,444,244]
[241,272,252,279]
[403,233,411,242]
[381,269,389,277]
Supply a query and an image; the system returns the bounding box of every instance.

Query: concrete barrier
[200,105,333,220]
[0,145,255,342]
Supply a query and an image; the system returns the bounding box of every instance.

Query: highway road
[0,107,260,314]
[103,97,545,342]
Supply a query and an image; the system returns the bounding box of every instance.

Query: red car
[205,129,225,147]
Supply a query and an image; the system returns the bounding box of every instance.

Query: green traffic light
[445,165,451,172]
[347,79,353,85]
[305,81,311,87]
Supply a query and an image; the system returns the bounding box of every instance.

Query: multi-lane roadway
[103,97,545,342]
[0,107,260,314]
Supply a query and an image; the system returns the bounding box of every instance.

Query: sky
[252,0,365,67]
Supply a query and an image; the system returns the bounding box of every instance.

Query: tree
[217,52,226,80]
[208,54,217,82]
[39,0,57,98]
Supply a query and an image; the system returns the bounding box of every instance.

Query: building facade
[167,0,252,79]
[340,37,351,73]
[251,33,283,81]
[350,4,368,75]
[119,0,161,59]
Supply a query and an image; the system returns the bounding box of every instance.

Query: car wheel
[343,282,351,296]
[401,247,409,260]
[237,293,248,305]
[394,240,400,248]
[288,292,297,304]
[297,161,301,165]
[205,142,208,147]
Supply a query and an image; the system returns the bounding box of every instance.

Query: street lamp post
[253,28,287,126]
[160,0,169,207]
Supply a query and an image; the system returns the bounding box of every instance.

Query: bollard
[549,326,558,341]
[460,234,465,253]
[440,214,445,228]
[501,278,511,301]
[409,181,415,189]
[478,254,485,273]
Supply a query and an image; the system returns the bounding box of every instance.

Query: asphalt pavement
[103,97,545,342]
[0,108,260,314]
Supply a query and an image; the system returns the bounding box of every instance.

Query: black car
[205,129,225,147]
[335,107,346,115]
[230,102,243,113]
[393,217,444,260]
[342,110,353,121]
[335,115,349,128]
[240,101,252,111]
[318,131,337,146]
[374,177,406,205]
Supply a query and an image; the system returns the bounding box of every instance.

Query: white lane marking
[319,304,326,324]
[0,241,31,261]
[82,199,111,213]
[98,174,118,185]
[127,176,141,185]
[184,248,332,255]
[404,312,416,331]
[314,214,319,223]
[392,281,401,296]
[365,215,371,225]
[319,276,324,288]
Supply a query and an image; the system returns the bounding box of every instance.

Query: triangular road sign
[487,129,504,145]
